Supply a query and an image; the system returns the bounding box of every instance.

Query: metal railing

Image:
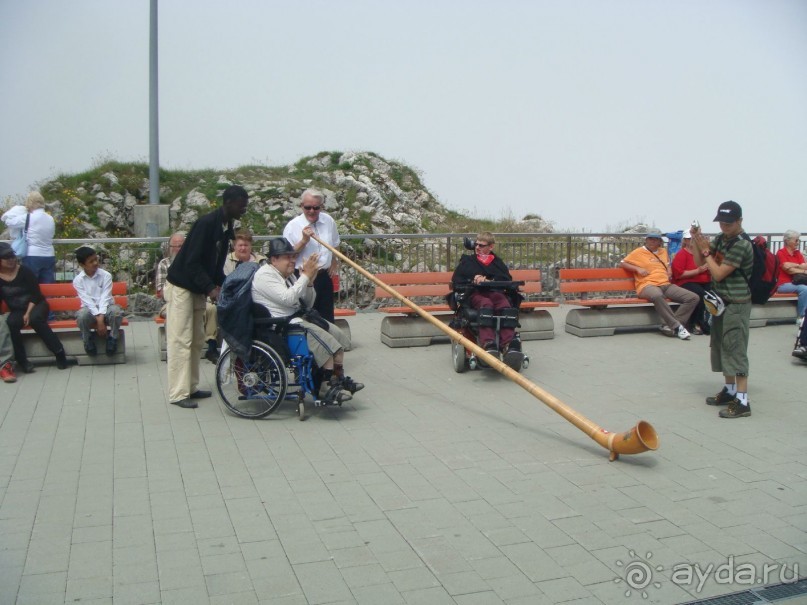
[42,232,795,312]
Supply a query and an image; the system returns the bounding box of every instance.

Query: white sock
[726,383,737,396]
[736,392,749,406]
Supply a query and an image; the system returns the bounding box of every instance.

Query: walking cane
[314,235,658,461]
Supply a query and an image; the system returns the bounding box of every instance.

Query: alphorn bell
[311,235,659,461]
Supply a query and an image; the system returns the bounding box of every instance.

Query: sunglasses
[475,242,491,248]
[303,205,321,211]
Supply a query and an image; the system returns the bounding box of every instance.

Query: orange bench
[374,270,557,347]
[1,282,129,364]
[559,268,798,336]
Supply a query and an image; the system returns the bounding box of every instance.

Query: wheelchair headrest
[463,236,476,251]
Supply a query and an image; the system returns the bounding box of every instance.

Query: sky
[1,0,805,234]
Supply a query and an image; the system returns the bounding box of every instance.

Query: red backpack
[722,234,780,304]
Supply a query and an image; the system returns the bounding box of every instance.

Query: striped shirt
[711,232,753,303]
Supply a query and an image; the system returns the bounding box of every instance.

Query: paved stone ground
[1,308,805,605]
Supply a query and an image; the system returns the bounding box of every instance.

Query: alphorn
[312,235,659,461]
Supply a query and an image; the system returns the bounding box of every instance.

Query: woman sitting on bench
[451,231,518,356]
[0,242,73,371]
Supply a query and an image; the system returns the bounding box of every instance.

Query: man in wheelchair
[451,231,524,366]
[252,238,364,406]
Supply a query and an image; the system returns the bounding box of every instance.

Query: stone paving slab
[0,307,805,604]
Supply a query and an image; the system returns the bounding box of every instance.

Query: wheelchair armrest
[254,317,290,327]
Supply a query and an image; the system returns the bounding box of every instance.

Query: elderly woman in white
[2,192,57,283]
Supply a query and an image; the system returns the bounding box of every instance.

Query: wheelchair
[448,280,530,373]
[214,309,341,420]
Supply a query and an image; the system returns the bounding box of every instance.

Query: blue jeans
[22,256,56,284]
[777,282,807,318]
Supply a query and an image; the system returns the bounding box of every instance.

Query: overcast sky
[1,0,805,233]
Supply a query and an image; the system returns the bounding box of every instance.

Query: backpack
[217,261,260,358]
[720,233,780,304]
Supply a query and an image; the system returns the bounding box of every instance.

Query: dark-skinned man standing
[165,185,249,409]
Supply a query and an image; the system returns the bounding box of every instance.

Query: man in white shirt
[252,238,363,405]
[283,189,340,323]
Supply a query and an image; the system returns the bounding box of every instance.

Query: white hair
[300,188,325,206]
[784,230,800,243]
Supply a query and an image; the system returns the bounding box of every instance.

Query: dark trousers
[6,300,64,364]
[313,269,335,324]
[679,282,710,333]
[470,291,515,349]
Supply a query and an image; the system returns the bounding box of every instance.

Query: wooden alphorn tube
[312,235,659,461]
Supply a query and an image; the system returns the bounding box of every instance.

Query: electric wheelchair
[215,305,342,420]
[448,238,530,374]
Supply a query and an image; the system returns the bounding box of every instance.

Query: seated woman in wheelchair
[252,238,363,405]
[451,231,521,358]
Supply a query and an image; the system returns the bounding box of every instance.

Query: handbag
[10,213,29,258]
[792,273,807,286]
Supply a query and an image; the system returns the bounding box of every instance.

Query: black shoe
[320,383,352,406]
[718,399,751,418]
[20,361,36,374]
[706,387,734,406]
[105,337,118,356]
[84,341,97,356]
[507,339,522,353]
[205,348,219,364]
[190,390,212,399]
[170,398,198,409]
[55,352,77,370]
[340,376,364,394]
[482,341,498,356]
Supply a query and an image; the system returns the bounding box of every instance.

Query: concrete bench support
[24,328,126,365]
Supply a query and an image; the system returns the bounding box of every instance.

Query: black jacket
[452,253,512,286]
[167,207,234,294]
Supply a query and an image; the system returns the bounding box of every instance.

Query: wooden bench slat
[559,279,636,294]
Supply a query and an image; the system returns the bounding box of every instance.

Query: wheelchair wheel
[451,341,468,373]
[216,342,287,418]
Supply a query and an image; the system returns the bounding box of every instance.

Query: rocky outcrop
[29,151,554,240]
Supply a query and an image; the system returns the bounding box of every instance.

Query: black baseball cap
[713,201,742,223]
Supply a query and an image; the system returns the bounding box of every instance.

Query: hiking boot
[719,399,751,418]
[793,346,807,360]
[1,362,16,383]
[676,325,691,340]
[706,387,734,406]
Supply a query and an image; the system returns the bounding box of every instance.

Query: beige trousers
[165,283,207,403]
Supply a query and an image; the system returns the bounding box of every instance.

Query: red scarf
[476,253,494,266]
